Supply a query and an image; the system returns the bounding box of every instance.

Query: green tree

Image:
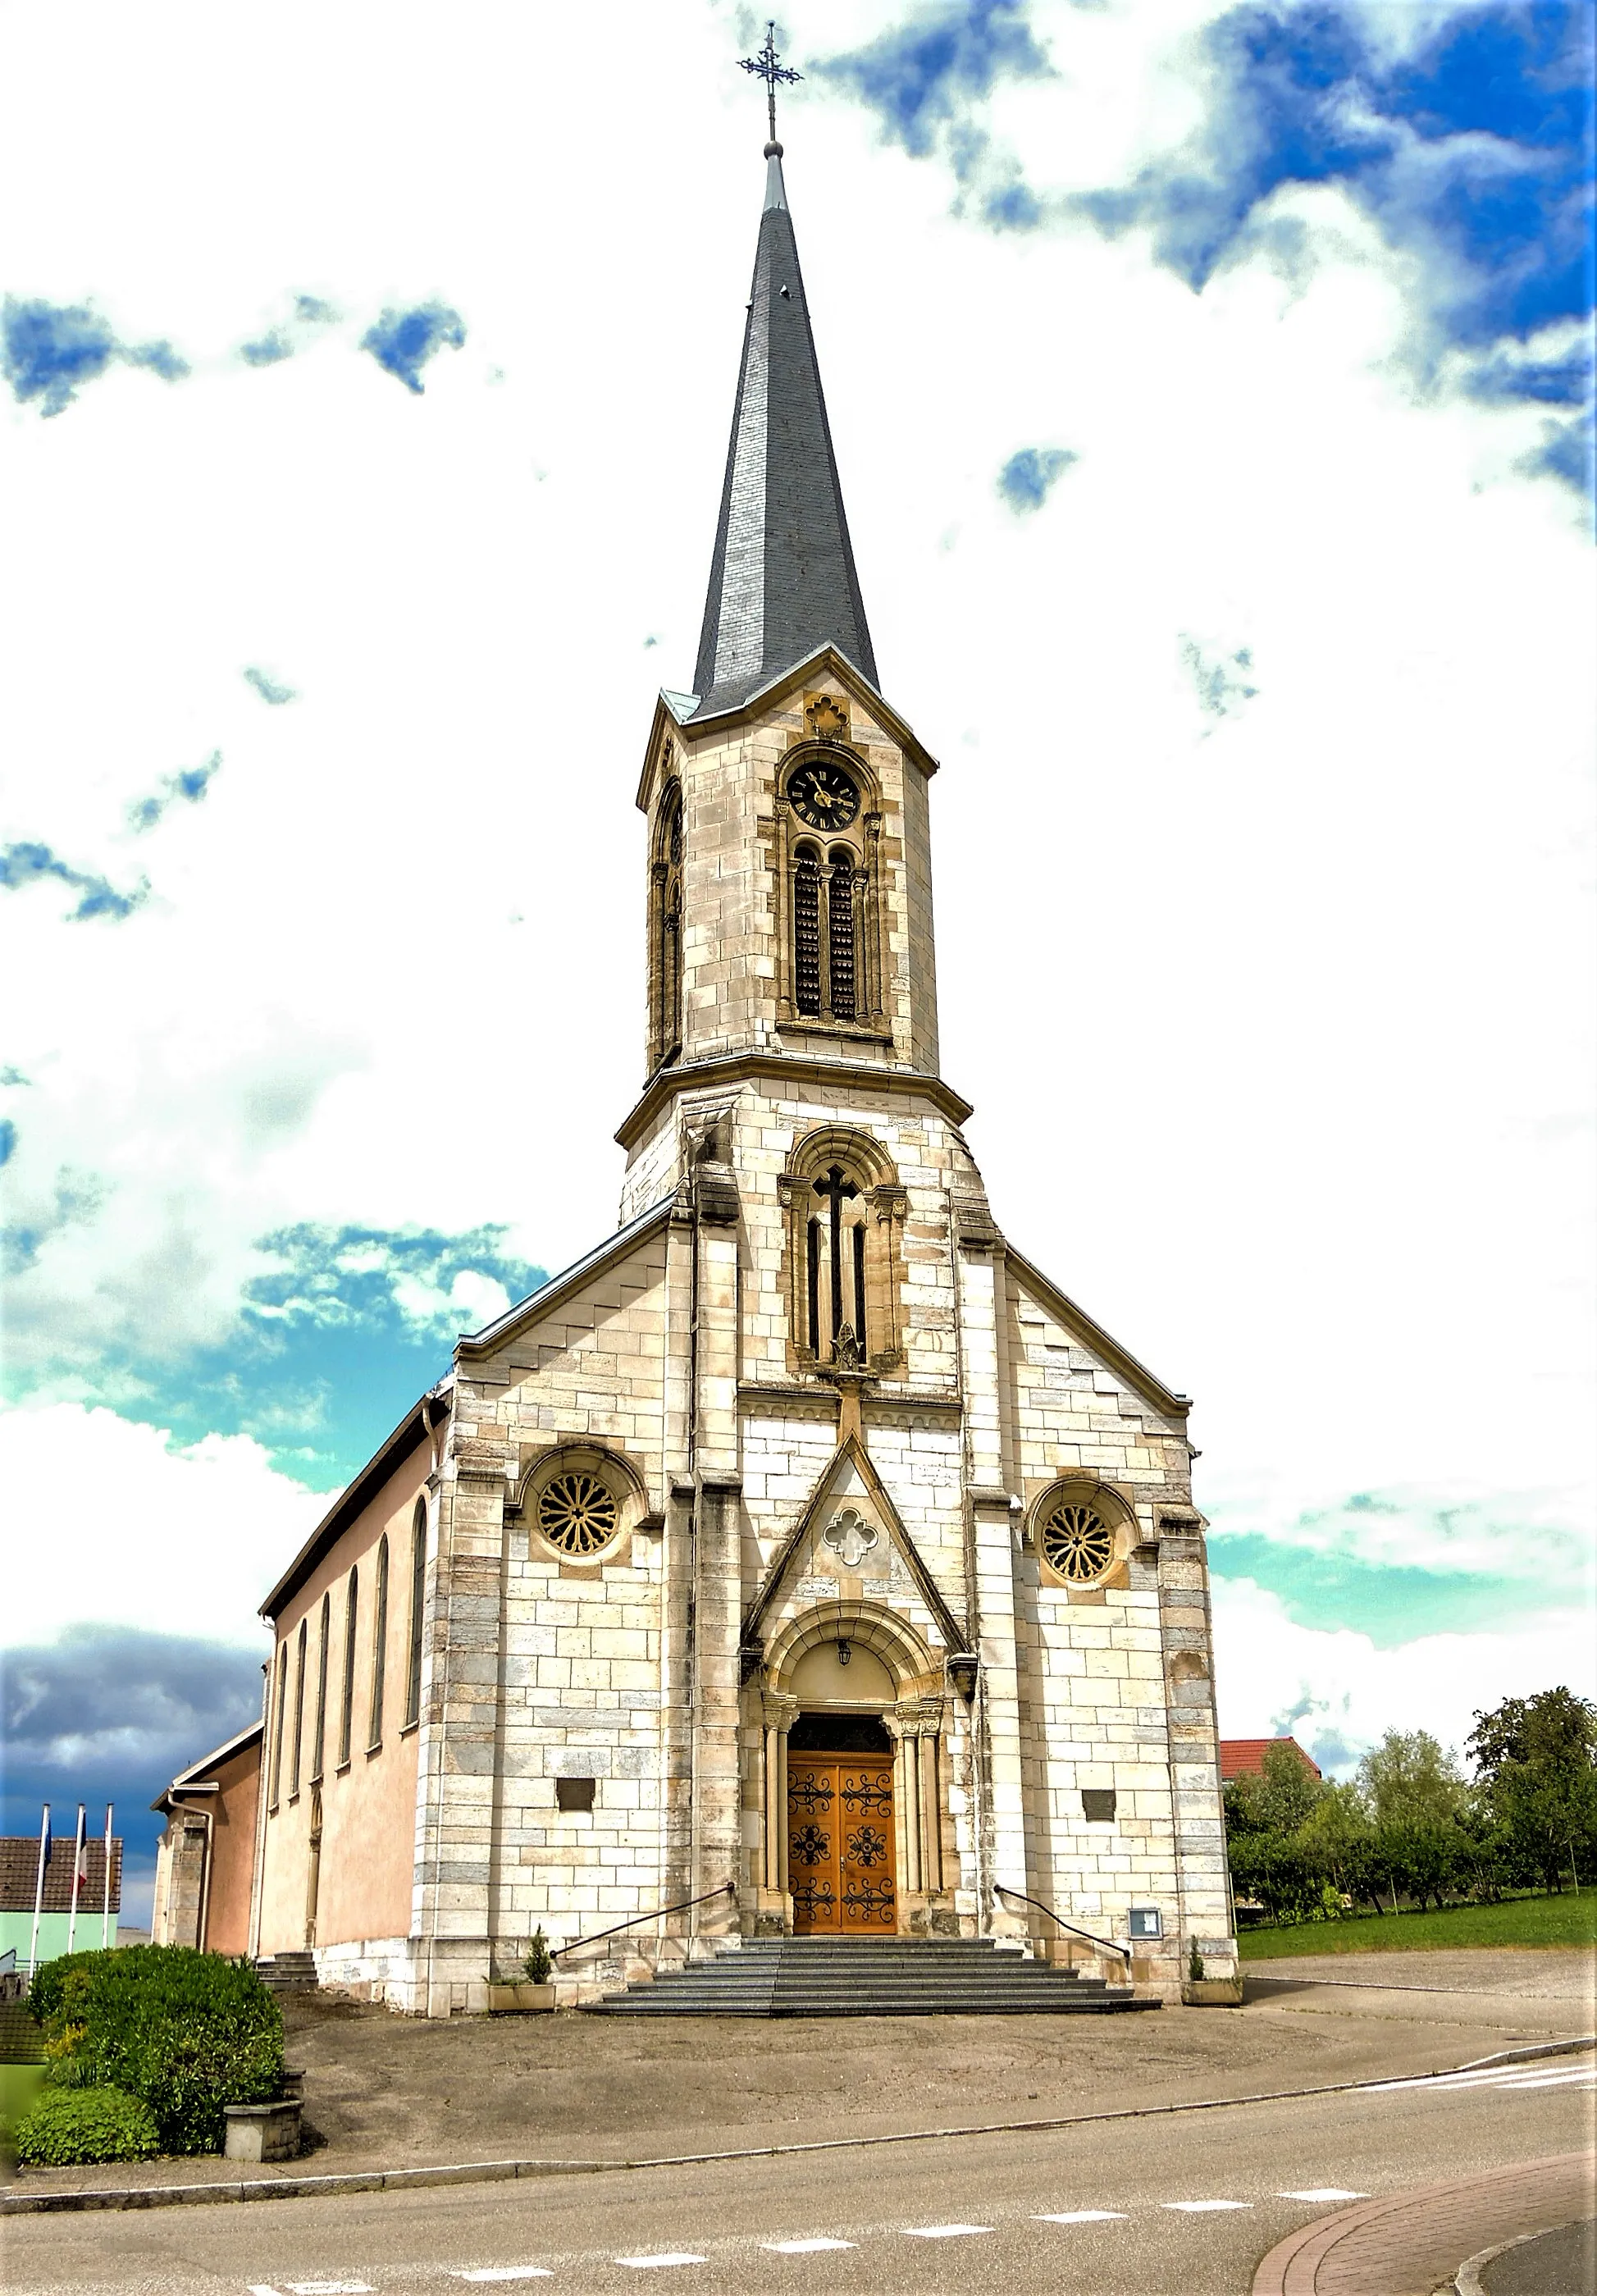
[1467,1688,1597,1893]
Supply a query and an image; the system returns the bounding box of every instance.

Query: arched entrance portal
[758,1604,947,1936]
[787,1646,896,1933]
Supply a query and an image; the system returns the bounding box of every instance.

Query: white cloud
[0,1404,330,1649]
[1213,1575,1597,1771]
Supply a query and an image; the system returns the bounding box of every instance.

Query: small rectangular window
[555,1777,596,1813]
[1081,1788,1117,1823]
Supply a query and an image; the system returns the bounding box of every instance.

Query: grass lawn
[1239,1888,1597,1959]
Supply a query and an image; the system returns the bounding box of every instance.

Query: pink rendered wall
[203,1739,261,1958]
[255,1438,428,1956]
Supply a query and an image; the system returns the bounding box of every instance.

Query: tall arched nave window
[649,774,684,1070]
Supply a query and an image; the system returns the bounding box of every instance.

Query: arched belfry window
[775,728,883,1031]
[779,1125,909,1377]
[793,843,822,1015]
[649,775,684,1070]
[827,846,858,1020]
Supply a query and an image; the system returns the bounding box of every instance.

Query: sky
[2,0,1593,1924]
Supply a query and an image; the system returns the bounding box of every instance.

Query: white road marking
[1279,2189,1369,2203]
[247,2287,284,2295]
[453,2272,555,2284]
[760,2239,858,2253]
[902,2224,993,2239]
[1033,2211,1129,2225]
[1163,2200,1253,2213]
[1367,2065,1595,2095]
[285,2285,373,2294]
[614,2257,708,2271]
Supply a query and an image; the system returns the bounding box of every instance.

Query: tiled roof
[0,1835,121,1915]
[1220,1737,1322,1782]
[691,149,877,718]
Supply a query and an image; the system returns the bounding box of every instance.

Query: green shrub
[15,2086,160,2167]
[524,1928,552,1984]
[34,1946,283,2157]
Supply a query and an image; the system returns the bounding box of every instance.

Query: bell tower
[630,130,944,1165]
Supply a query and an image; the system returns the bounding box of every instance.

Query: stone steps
[254,1951,319,1995]
[594,1938,1155,2019]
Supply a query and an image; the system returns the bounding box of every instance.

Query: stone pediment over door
[741,1433,968,1667]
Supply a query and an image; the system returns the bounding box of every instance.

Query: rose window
[537,1472,618,1557]
[1040,1502,1114,1583]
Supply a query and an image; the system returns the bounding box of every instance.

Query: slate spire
[691,147,878,717]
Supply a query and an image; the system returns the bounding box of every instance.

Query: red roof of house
[1220,1737,1321,1782]
[0,1837,121,1915]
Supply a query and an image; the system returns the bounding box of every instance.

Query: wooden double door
[787,1754,897,1933]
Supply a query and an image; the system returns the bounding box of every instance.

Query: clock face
[788,759,860,830]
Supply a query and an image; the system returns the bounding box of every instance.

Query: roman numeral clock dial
[788,760,860,829]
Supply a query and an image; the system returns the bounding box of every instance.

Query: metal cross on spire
[740,20,802,149]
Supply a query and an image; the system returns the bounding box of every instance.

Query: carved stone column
[755,1691,797,1924]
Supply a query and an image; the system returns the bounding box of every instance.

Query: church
[153,117,1234,2015]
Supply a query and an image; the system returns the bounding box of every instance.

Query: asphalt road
[7,2062,1594,2296]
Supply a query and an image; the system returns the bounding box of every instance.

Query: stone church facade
[203,142,1234,2013]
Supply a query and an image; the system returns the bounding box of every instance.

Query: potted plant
[490,1930,557,2013]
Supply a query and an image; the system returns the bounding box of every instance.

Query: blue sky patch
[1209,1535,1560,1646]
[360,302,467,395]
[0,1120,15,1169]
[243,665,296,705]
[240,329,293,367]
[997,444,1077,509]
[1181,637,1258,720]
[126,749,221,833]
[817,0,1052,228]
[135,1222,548,1484]
[1079,2,1595,487]
[0,842,147,922]
[1,296,188,416]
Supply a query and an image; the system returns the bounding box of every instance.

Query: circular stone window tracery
[1039,1501,1115,1585]
[536,1471,619,1559]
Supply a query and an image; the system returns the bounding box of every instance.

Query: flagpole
[28,1804,50,1978]
[102,1805,114,1948]
[66,1805,86,1955]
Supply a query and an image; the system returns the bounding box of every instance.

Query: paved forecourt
[7,2042,1591,2295]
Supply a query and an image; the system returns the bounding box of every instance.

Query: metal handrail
[995,1883,1130,1968]
[549,1882,736,1962]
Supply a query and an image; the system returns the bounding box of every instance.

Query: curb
[3,2034,1592,2217]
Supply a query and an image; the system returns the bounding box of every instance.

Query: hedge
[32,1945,283,2156]
[15,2086,161,2166]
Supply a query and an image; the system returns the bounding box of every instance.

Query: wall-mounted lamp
[837,1639,851,1667]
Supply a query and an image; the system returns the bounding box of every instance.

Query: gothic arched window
[290,1618,308,1797]
[368,1532,389,1750]
[780,1126,908,1377]
[650,778,684,1069]
[310,1591,330,1785]
[339,1566,358,1767]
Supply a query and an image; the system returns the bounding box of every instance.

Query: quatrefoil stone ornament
[824,1509,878,1569]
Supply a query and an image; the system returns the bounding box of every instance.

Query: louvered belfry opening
[794,843,823,1014]
[827,847,856,1019]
